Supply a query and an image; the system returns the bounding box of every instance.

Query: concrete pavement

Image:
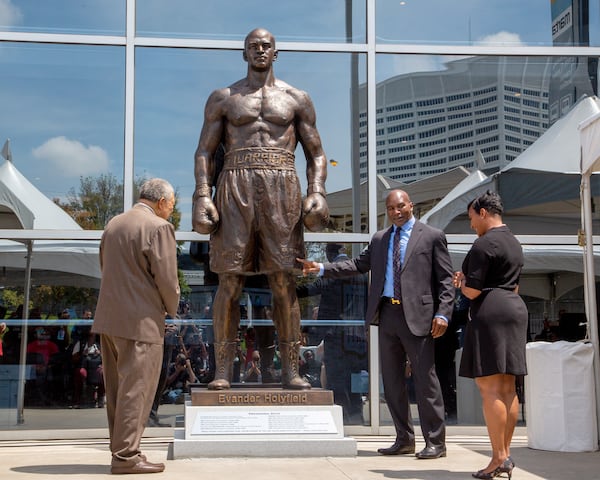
[1,427,599,480]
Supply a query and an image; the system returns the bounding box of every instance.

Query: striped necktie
[393,227,402,299]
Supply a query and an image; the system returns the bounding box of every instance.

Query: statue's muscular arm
[194,88,228,188]
[192,88,229,234]
[289,87,329,231]
[291,88,327,190]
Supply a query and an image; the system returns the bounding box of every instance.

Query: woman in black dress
[453,191,527,480]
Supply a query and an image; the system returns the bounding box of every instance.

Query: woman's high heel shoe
[497,457,514,479]
[471,467,501,479]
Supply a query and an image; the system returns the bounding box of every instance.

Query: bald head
[385,189,414,228]
[243,28,278,68]
[245,28,275,49]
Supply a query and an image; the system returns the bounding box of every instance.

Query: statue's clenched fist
[302,193,329,232]
[192,196,219,234]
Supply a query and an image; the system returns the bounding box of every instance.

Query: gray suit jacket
[324,219,454,336]
[92,204,180,345]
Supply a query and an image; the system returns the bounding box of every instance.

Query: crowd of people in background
[0,303,217,409]
[0,296,581,422]
[0,306,105,408]
[0,300,331,411]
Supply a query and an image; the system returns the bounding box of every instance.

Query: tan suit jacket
[93,204,180,345]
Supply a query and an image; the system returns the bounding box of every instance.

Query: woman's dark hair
[468,190,504,215]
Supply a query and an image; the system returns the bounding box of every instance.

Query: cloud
[0,0,23,25]
[476,31,524,46]
[391,55,445,76]
[387,31,524,78]
[32,136,110,177]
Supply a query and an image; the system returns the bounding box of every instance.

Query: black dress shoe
[416,445,446,459]
[377,442,416,455]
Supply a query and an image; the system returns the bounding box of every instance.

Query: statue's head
[243,28,278,68]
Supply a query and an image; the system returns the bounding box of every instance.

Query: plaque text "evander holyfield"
[219,392,308,405]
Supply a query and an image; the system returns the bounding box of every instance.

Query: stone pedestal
[169,386,357,458]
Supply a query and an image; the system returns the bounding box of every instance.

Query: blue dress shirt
[383,217,414,298]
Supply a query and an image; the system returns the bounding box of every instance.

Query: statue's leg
[208,273,244,390]
[268,271,310,390]
[257,326,276,383]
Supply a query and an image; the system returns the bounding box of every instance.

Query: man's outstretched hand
[296,258,321,276]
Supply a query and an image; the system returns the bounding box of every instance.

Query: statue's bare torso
[210,79,308,152]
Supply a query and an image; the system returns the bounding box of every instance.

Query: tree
[32,285,98,317]
[56,174,181,231]
[56,174,130,229]
[58,173,115,229]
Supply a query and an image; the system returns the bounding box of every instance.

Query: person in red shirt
[27,328,59,364]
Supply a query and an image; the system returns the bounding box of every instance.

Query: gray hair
[139,178,174,202]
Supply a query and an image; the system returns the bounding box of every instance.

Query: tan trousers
[100,334,162,464]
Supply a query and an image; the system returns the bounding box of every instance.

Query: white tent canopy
[0,240,101,287]
[0,158,101,284]
[0,158,81,230]
[421,169,490,229]
[581,111,600,174]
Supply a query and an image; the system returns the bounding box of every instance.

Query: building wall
[1,0,598,435]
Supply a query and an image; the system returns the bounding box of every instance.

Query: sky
[0,0,596,231]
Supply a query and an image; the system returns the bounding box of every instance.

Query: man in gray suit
[298,189,454,459]
[93,178,180,474]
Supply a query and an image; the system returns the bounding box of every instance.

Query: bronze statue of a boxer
[192,28,329,390]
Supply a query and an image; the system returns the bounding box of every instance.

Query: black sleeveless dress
[458,225,528,378]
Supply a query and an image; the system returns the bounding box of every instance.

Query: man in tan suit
[93,178,180,475]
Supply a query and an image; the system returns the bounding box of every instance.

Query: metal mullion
[366,0,381,436]
[134,37,241,50]
[0,31,125,46]
[0,229,102,240]
[376,43,600,57]
[122,0,136,211]
[134,36,368,54]
[303,232,371,243]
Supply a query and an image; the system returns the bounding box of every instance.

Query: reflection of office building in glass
[549,0,598,122]
[360,56,554,183]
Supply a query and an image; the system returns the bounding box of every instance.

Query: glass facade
[376,0,600,47]
[0,0,125,36]
[134,48,366,231]
[136,0,367,43]
[0,0,598,437]
[0,42,126,223]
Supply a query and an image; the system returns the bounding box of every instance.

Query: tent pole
[16,240,32,425]
[581,171,600,446]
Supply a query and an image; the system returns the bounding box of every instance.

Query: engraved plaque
[191,386,334,407]
[191,409,337,435]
